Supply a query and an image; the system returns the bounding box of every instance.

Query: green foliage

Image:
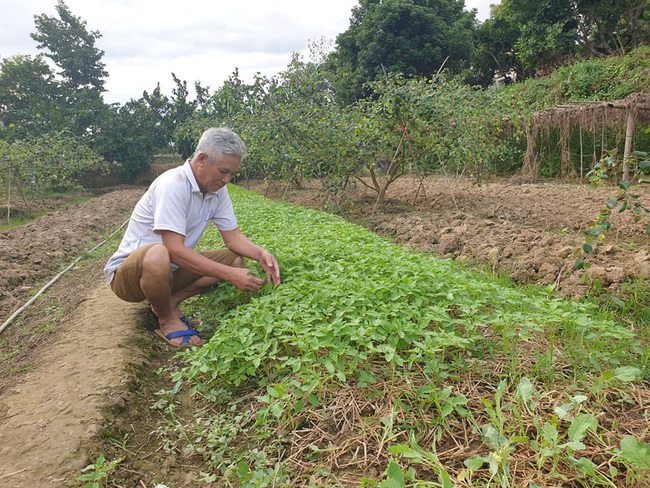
[619,436,650,470]
[230,54,519,211]
[496,48,650,179]
[30,0,108,137]
[576,0,650,56]
[470,10,527,86]
[344,73,512,207]
[329,0,477,104]
[141,84,175,153]
[171,69,264,174]
[227,44,361,207]
[0,131,107,198]
[503,46,650,108]
[168,74,201,159]
[2,0,648,195]
[576,150,650,269]
[598,278,650,340]
[153,187,647,484]
[1,1,164,183]
[91,100,160,179]
[554,47,650,102]
[31,0,107,91]
[485,0,649,77]
[198,186,637,387]
[382,371,646,487]
[76,454,123,488]
[0,54,64,141]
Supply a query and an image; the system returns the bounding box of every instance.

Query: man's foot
[150,306,201,329]
[154,318,204,347]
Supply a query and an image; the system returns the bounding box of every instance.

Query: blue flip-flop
[154,328,203,347]
[180,315,202,329]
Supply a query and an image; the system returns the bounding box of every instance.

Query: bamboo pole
[579,124,584,181]
[622,103,635,183]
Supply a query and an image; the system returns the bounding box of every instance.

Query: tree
[329,0,477,103]
[0,55,64,141]
[31,0,107,92]
[30,0,108,136]
[349,73,505,208]
[0,130,106,202]
[499,0,579,72]
[468,5,528,86]
[576,0,650,56]
[141,83,174,153]
[92,101,159,179]
[168,74,199,159]
[491,0,649,75]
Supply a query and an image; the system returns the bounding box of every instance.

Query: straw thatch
[521,93,650,180]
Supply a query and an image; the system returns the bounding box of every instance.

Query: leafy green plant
[616,436,650,486]
[576,150,650,269]
[152,187,648,486]
[384,443,454,488]
[76,455,123,488]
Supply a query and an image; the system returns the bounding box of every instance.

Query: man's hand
[259,249,281,285]
[229,267,265,291]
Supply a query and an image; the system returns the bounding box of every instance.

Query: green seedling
[76,455,123,488]
[152,187,648,487]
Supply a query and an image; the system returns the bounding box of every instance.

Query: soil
[0,174,648,487]
[254,176,650,296]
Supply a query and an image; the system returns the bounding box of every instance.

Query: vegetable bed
[156,186,649,487]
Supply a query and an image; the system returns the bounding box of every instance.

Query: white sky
[0,0,497,105]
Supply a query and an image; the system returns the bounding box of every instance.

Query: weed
[76,454,123,488]
[0,350,17,363]
[107,433,131,453]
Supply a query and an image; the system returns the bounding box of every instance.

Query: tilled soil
[251,176,650,297]
[0,175,648,486]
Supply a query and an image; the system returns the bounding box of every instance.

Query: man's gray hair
[194,127,246,160]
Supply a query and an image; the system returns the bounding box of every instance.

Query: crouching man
[104,127,280,347]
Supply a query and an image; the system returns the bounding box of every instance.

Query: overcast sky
[1,0,497,105]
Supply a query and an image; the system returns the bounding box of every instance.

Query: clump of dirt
[0,187,146,321]
[245,176,650,297]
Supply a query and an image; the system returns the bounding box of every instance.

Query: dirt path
[0,188,148,486]
[0,284,146,487]
[0,176,648,486]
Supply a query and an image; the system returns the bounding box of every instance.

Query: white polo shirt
[104,161,238,283]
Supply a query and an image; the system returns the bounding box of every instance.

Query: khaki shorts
[110,244,241,302]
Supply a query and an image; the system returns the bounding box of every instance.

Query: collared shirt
[103,161,238,283]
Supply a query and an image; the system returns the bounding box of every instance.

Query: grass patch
[152,186,649,486]
[0,191,95,231]
[0,215,33,232]
[597,277,650,339]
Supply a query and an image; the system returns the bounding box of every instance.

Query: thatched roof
[530,92,650,129]
[522,93,650,179]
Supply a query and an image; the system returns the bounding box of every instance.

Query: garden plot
[152,187,649,487]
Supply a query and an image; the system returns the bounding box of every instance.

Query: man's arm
[220,228,281,285]
[160,230,264,291]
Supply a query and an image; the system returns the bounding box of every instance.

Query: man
[104,127,280,347]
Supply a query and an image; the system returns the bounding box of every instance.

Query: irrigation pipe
[0,219,129,335]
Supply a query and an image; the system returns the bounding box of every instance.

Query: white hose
[0,219,129,335]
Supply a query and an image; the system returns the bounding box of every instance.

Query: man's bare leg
[169,255,246,313]
[140,244,203,346]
